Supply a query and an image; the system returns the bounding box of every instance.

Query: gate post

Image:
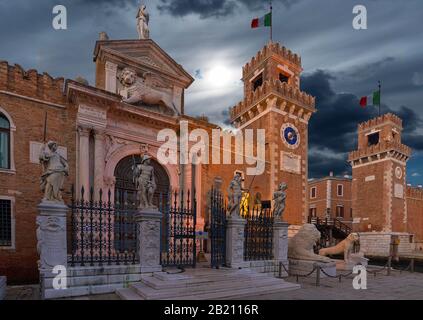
[226,215,247,268]
[36,200,69,299]
[273,220,289,276]
[135,209,163,273]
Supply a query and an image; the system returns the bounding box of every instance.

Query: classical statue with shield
[136,4,150,39]
[39,141,69,203]
[133,154,157,210]
[273,182,287,219]
[227,172,243,217]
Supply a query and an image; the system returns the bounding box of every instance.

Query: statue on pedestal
[39,141,69,203]
[227,172,243,217]
[136,4,150,39]
[133,154,157,210]
[273,182,287,219]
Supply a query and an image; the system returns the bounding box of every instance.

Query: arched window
[0,113,10,169]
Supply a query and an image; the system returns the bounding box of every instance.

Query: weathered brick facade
[308,175,352,222]
[0,62,77,284]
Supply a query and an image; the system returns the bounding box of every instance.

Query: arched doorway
[114,155,170,207]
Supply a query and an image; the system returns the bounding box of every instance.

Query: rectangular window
[310,187,317,199]
[279,73,289,84]
[0,199,12,246]
[336,205,344,218]
[252,74,263,91]
[0,131,10,169]
[350,208,353,218]
[337,184,344,197]
[309,207,317,217]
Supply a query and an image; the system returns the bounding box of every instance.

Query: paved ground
[243,269,423,300]
[4,268,423,300]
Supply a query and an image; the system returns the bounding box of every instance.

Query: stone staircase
[116,268,300,300]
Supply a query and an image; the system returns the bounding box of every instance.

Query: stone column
[225,215,247,268]
[105,61,118,93]
[273,220,289,276]
[36,201,68,299]
[94,129,105,199]
[135,209,163,273]
[78,126,90,195]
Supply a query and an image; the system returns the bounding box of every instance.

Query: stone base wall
[359,232,414,258]
[40,264,143,299]
[0,276,6,300]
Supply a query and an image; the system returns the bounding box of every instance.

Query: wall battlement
[0,61,65,105]
[243,42,302,78]
[358,113,403,131]
[407,186,423,200]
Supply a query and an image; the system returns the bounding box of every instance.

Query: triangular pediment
[94,39,194,88]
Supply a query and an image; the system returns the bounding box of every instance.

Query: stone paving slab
[240,270,423,300]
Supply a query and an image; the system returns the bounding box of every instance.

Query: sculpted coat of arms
[118,67,179,115]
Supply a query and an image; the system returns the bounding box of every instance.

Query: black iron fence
[209,188,226,268]
[244,207,274,261]
[160,190,197,268]
[68,186,138,267]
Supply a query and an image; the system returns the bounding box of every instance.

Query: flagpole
[270,0,273,42]
[378,80,381,116]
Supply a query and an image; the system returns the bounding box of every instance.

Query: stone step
[116,288,144,300]
[44,283,126,299]
[132,276,289,300]
[168,282,300,300]
[143,271,270,289]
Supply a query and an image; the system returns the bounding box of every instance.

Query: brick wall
[0,62,76,284]
[406,186,423,242]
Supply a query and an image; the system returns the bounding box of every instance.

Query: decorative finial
[136,4,150,39]
[99,31,109,40]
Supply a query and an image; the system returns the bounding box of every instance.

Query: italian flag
[360,91,380,107]
[251,12,272,28]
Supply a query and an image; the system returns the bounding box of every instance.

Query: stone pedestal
[226,215,248,268]
[135,209,163,273]
[289,259,337,278]
[37,201,68,299]
[337,253,369,271]
[0,276,6,300]
[37,201,68,272]
[273,220,289,276]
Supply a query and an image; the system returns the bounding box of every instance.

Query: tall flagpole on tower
[270,0,273,42]
[378,80,381,116]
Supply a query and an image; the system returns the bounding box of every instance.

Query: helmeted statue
[133,154,157,209]
[136,4,150,39]
[39,141,69,203]
[227,172,243,217]
[273,182,287,219]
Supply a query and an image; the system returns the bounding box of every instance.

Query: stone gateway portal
[114,155,170,207]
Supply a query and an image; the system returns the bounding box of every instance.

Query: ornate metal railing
[68,186,138,267]
[244,207,274,261]
[209,188,227,268]
[160,190,197,268]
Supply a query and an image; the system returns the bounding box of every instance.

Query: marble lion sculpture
[118,68,179,115]
[319,233,359,261]
[288,224,332,263]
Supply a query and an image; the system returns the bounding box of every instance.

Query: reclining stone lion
[288,224,332,263]
[319,233,359,261]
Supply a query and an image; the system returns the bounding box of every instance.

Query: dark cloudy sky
[1,0,422,184]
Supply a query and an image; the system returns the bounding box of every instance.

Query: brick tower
[229,42,316,225]
[348,113,411,232]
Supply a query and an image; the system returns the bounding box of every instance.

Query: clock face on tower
[395,166,403,179]
[281,123,300,149]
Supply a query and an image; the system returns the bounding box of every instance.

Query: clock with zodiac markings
[281,123,300,149]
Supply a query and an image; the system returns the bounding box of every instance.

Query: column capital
[77,125,91,137]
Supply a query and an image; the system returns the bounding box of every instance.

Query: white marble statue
[39,141,69,203]
[273,182,287,219]
[319,233,360,261]
[118,68,179,115]
[227,172,243,217]
[136,4,150,39]
[288,224,332,263]
[133,154,157,210]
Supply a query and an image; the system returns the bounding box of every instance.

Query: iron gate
[209,188,227,268]
[160,190,197,268]
[244,207,274,261]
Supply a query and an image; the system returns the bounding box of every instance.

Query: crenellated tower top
[230,42,315,128]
